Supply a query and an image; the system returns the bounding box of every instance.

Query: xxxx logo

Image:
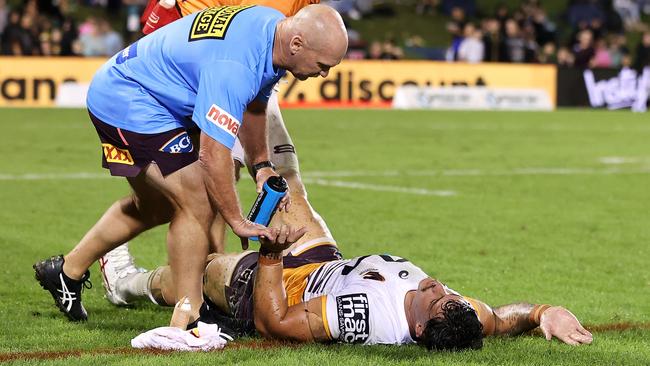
[102,143,134,165]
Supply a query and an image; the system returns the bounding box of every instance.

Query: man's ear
[415,322,425,339]
[289,35,303,55]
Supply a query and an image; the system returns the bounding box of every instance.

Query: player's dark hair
[419,300,484,351]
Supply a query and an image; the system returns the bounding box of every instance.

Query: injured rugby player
[100,126,592,350]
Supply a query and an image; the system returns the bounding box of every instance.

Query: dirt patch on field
[0,339,297,362]
[1,324,647,362]
[584,321,650,333]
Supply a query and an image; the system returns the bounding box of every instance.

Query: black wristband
[251,160,275,178]
[259,246,283,259]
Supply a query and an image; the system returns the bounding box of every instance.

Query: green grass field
[1,108,649,365]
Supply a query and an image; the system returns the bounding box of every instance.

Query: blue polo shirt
[87,5,285,150]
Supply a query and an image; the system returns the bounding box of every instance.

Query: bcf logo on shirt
[206,104,240,138]
[159,132,194,153]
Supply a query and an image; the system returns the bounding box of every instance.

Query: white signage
[392,86,553,111]
[584,67,649,112]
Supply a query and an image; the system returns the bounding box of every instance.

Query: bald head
[273,4,348,80]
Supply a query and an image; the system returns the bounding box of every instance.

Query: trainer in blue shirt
[34,4,348,324]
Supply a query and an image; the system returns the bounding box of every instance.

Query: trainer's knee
[129,194,173,227]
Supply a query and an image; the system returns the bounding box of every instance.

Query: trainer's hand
[259,224,308,253]
[231,218,274,250]
[539,306,593,346]
[255,168,291,212]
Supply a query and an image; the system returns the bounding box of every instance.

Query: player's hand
[256,167,291,212]
[231,218,274,250]
[539,306,593,346]
[259,224,308,253]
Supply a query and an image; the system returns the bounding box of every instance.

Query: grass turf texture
[0,108,649,365]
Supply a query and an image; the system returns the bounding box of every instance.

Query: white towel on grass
[131,322,233,351]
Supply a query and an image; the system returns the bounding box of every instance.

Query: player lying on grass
[101,145,593,351]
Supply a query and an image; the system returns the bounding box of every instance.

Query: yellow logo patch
[102,143,134,165]
[188,5,255,41]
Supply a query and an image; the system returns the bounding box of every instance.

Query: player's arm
[467,298,593,345]
[253,226,331,342]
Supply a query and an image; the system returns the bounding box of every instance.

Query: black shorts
[89,111,198,177]
[206,244,342,336]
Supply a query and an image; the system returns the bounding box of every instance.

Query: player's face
[412,278,468,326]
[291,48,339,80]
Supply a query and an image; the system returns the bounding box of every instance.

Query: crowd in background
[0,0,125,56]
[1,0,649,70]
[442,0,650,69]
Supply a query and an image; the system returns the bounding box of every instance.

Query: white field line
[426,124,650,133]
[302,166,650,178]
[3,166,650,182]
[0,172,109,181]
[0,172,454,196]
[598,156,650,165]
[301,178,456,196]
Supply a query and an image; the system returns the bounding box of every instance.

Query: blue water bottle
[247,176,288,241]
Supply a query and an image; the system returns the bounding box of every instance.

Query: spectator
[457,22,484,63]
[538,42,557,64]
[608,34,629,67]
[494,3,509,30]
[573,29,595,68]
[78,17,105,56]
[0,0,9,34]
[367,40,382,59]
[380,39,403,60]
[57,17,76,55]
[481,17,501,62]
[634,31,650,70]
[522,21,539,62]
[531,7,556,46]
[591,38,612,67]
[557,46,575,67]
[501,19,526,62]
[445,6,466,60]
[16,13,41,55]
[98,18,122,56]
[1,9,20,54]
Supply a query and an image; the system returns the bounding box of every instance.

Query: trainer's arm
[239,101,270,169]
[199,133,273,249]
[199,132,243,225]
[253,227,329,342]
[468,299,593,345]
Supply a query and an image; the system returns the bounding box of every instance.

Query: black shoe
[33,255,92,321]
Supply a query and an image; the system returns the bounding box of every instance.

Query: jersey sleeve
[192,61,257,150]
[253,82,276,104]
[324,291,371,344]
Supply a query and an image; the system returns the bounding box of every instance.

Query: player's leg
[263,92,334,252]
[34,116,184,321]
[141,161,213,321]
[64,171,174,280]
[101,251,246,312]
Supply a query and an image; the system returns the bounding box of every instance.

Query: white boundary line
[302,166,650,178]
[3,166,650,182]
[301,178,456,196]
